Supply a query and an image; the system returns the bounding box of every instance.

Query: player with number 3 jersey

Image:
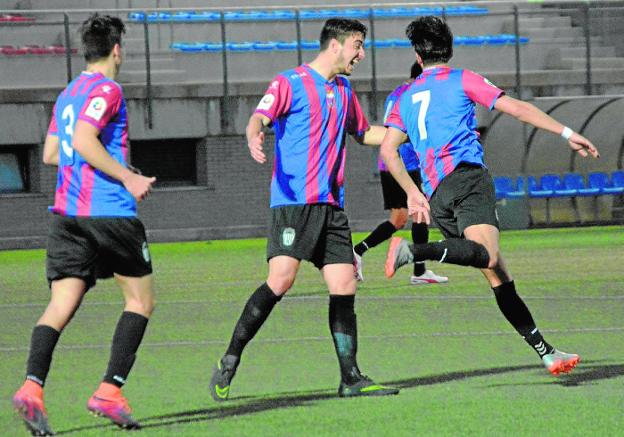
[13,14,156,436]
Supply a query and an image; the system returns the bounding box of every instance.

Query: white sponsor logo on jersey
[257,94,275,111]
[84,96,107,121]
[483,77,497,88]
[102,85,112,94]
[270,80,279,89]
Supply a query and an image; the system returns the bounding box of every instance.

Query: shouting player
[209,18,399,401]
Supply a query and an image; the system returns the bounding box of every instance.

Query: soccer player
[353,61,447,285]
[209,18,399,401]
[12,14,156,435]
[382,16,599,376]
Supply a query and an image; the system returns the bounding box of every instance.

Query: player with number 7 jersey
[48,71,134,217]
[385,66,501,199]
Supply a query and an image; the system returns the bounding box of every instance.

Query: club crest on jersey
[142,241,151,263]
[257,94,275,111]
[85,96,107,121]
[326,90,335,107]
[281,227,295,247]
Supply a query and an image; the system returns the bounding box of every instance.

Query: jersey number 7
[411,90,430,140]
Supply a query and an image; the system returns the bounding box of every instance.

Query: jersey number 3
[61,104,75,159]
[411,90,430,140]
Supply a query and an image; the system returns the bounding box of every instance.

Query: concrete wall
[1,81,623,249]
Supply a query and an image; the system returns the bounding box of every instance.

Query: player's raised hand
[407,188,431,225]
[568,132,600,159]
[123,172,156,202]
[248,131,266,164]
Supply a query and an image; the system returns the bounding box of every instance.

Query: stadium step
[116,68,187,84]
[519,27,584,39]
[556,57,624,70]
[502,15,573,32]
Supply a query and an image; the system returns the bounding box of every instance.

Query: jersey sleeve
[47,104,58,136]
[77,82,123,130]
[346,88,369,136]
[254,75,292,122]
[384,99,407,133]
[462,70,505,111]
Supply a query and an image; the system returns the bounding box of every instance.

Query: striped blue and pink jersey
[255,64,369,208]
[385,66,504,198]
[47,71,134,217]
[378,81,419,173]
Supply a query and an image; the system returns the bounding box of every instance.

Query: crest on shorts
[282,227,295,247]
[142,241,151,263]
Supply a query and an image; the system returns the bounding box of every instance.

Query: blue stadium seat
[588,172,624,195]
[275,41,298,51]
[560,173,597,196]
[494,176,525,200]
[611,170,624,191]
[528,174,555,198]
[128,7,490,23]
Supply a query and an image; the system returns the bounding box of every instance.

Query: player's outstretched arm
[380,127,430,224]
[354,125,386,146]
[42,134,60,166]
[494,95,600,159]
[246,113,271,164]
[73,120,155,201]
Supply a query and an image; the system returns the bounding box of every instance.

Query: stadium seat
[168,36,529,54]
[0,14,35,22]
[494,176,526,200]
[611,170,624,191]
[588,171,624,195]
[127,7,489,23]
[561,173,599,197]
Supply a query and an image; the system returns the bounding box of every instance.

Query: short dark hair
[319,18,367,50]
[405,16,453,65]
[80,13,125,63]
[410,61,422,79]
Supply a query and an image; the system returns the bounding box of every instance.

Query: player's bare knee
[267,275,295,295]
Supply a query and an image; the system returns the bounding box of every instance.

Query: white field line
[2,326,623,353]
[1,294,624,309]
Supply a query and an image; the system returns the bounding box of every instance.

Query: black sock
[26,325,60,387]
[103,311,149,388]
[411,222,428,276]
[492,281,554,358]
[329,295,361,384]
[355,221,397,256]
[225,283,281,358]
[411,238,490,268]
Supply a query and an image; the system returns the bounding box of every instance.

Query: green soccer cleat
[209,355,239,402]
[542,349,580,376]
[385,237,414,278]
[338,374,400,398]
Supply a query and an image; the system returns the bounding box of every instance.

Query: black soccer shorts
[428,163,499,239]
[46,214,153,290]
[380,170,423,210]
[267,204,354,269]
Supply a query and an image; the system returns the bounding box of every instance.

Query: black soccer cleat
[209,354,239,402]
[338,374,400,398]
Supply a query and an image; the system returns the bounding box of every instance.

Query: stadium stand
[0,1,623,247]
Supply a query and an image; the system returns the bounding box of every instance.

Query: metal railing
[1,1,623,129]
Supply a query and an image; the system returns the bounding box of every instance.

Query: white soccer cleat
[410,270,448,285]
[353,250,363,282]
[542,349,580,376]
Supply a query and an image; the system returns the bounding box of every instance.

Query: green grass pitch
[1,226,623,436]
